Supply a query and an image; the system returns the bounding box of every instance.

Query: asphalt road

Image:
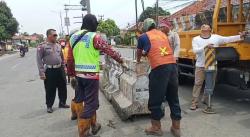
[0,49,250,137]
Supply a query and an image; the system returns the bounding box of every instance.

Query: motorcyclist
[19,44,26,57]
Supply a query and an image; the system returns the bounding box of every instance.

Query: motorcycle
[19,46,26,57]
[20,50,25,57]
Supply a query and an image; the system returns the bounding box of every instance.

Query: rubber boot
[145,120,163,136]
[78,118,91,137]
[170,120,181,137]
[71,100,77,120]
[91,113,101,135]
[75,102,84,120]
[190,97,198,110]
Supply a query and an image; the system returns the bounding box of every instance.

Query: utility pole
[64,4,86,35]
[86,0,91,14]
[98,15,104,21]
[73,14,84,24]
[141,0,145,12]
[50,10,64,35]
[135,0,138,30]
[156,0,159,25]
[64,7,70,35]
[59,11,64,35]
[80,0,91,14]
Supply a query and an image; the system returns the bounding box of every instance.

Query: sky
[3,0,192,35]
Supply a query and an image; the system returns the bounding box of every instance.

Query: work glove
[70,77,78,90]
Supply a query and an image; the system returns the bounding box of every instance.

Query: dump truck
[175,0,250,89]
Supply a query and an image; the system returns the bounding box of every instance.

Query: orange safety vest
[146,29,176,69]
[62,43,69,63]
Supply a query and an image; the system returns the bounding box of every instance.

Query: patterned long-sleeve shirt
[67,33,123,79]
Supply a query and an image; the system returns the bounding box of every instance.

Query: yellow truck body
[176,0,250,89]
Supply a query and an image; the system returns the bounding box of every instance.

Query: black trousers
[44,67,67,108]
[148,64,182,121]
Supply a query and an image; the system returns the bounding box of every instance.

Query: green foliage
[0,1,19,41]
[22,32,29,36]
[121,32,131,46]
[30,41,38,47]
[139,7,170,22]
[114,36,122,45]
[97,19,120,37]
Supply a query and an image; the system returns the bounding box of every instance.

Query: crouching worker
[67,14,126,137]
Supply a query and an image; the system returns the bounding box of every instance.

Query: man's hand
[121,59,129,70]
[40,74,46,80]
[122,62,129,69]
[206,44,214,48]
[133,60,141,64]
[239,31,247,39]
[70,77,77,90]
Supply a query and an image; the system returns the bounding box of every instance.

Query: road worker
[159,20,180,61]
[137,18,181,137]
[67,14,127,137]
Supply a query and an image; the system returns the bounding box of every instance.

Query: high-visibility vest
[70,30,100,72]
[62,45,69,62]
[146,29,176,69]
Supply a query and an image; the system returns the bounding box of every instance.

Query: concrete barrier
[100,56,123,101]
[101,56,151,120]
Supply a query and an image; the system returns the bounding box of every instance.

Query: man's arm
[36,45,45,79]
[192,38,204,54]
[66,43,76,76]
[173,32,180,58]
[136,34,151,63]
[93,34,123,63]
[216,34,242,45]
[137,49,143,63]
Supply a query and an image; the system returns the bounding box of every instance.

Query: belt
[46,64,61,68]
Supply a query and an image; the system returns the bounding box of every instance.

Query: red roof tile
[166,0,249,20]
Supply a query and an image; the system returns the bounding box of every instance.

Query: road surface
[0,49,250,137]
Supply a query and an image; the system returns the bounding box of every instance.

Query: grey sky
[4,0,189,34]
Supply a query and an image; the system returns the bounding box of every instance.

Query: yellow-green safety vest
[70,30,100,72]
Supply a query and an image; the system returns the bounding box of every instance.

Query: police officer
[37,29,69,113]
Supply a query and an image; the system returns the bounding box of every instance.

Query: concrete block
[101,56,123,101]
[101,57,151,120]
[109,59,151,120]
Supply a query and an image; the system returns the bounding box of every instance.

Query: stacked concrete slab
[100,55,151,120]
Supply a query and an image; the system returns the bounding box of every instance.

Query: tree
[0,1,19,41]
[97,19,120,37]
[23,32,29,36]
[122,32,131,45]
[139,7,170,22]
